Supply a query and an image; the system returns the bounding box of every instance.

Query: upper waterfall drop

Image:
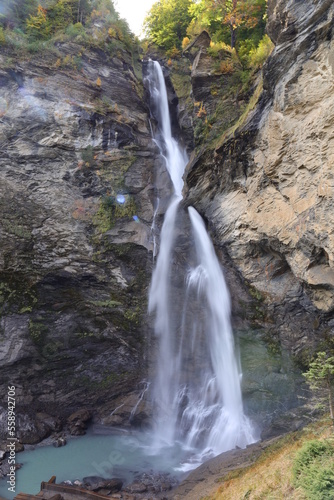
[146,59,189,446]
[145,60,187,197]
[146,59,256,462]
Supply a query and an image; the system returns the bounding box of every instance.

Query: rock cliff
[0,39,162,440]
[185,0,334,354]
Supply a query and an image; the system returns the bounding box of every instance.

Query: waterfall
[186,208,254,455]
[146,60,255,462]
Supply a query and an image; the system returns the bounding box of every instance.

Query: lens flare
[116,194,126,204]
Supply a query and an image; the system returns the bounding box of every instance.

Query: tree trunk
[329,382,334,424]
[230,26,237,49]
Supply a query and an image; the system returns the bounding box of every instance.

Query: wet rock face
[0,42,159,436]
[185,0,334,351]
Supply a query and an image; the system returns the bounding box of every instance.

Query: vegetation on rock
[144,0,269,69]
[189,0,267,50]
[208,420,334,499]
[0,0,135,54]
[144,0,273,157]
[304,352,334,424]
[293,440,334,499]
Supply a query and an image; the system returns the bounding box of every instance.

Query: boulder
[53,437,67,448]
[82,476,123,492]
[126,481,147,494]
[67,408,92,435]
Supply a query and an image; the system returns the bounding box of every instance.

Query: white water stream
[146,60,255,465]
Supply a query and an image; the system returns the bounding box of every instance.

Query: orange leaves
[182,36,190,50]
[194,101,207,118]
[108,27,116,38]
[26,4,50,40]
[205,0,264,47]
[72,198,98,221]
[37,4,47,19]
[219,59,234,74]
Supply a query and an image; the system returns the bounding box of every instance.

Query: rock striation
[185,0,334,353]
[0,40,162,439]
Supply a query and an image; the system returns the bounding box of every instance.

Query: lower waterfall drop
[146,59,256,464]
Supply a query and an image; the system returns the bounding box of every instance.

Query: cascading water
[146,60,256,463]
[185,208,255,456]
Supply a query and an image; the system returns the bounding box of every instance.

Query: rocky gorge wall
[0,38,166,442]
[185,0,334,356]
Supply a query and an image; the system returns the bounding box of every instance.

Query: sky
[114,0,157,38]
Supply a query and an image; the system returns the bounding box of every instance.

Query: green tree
[47,0,73,33]
[144,0,195,51]
[90,0,119,23]
[190,0,266,49]
[26,5,51,40]
[304,351,334,423]
[66,0,92,24]
[46,0,92,29]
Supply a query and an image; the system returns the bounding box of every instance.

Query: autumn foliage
[208,0,264,48]
[26,5,50,40]
[145,0,267,65]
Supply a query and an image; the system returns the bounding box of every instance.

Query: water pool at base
[0,428,191,499]
[0,328,307,500]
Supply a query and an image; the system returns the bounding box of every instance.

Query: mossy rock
[93,194,136,234]
[29,320,48,346]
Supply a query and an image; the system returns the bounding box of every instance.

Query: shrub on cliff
[304,351,334,423]
[90,3,133,50]
[2,0,134,52]
[188,0,267,50]
[25,1,91,40]
[0,27,6,45]
[248,34,274,68]
[293,440,334,499]
[47,0,73,33]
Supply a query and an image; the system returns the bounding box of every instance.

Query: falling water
[185,208,255,456]
[146,60,255,463]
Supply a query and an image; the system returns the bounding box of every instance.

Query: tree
[144,0,195,51]
[304,352,334,424]
[66,0,92,24]
[0,0,38,29]
[190,0,266,49]
[47,0,73,33]
[26,5,51,40]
